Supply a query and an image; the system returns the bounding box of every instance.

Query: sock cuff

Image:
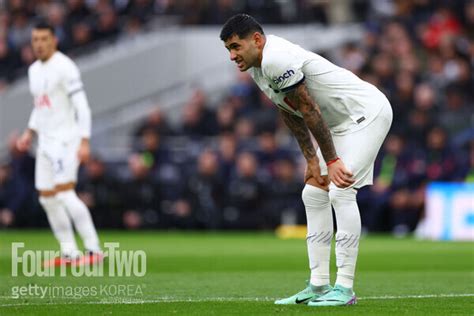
[303,184,329,195]
[302,184,330,204]
[335,275,355,289]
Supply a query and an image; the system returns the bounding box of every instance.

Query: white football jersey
[27,51,87,147]
[249,35,390,135]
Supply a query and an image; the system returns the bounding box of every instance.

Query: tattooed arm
[285,83,354,188]
[279,109,326,185]
[285,83,337,163]
[279,109,316,161]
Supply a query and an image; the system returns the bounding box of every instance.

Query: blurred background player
[16,22,101,266]
[220,14,392,307]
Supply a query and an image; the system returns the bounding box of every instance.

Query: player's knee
[302,184,329,206]
[328,188,357,208]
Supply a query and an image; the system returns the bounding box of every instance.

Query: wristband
[326,157,340,167]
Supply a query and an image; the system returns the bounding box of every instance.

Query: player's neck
[39,50,57,63]
[255,37,266,68]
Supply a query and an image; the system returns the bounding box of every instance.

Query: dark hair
[33,21,55,34]
[220,14,264,42]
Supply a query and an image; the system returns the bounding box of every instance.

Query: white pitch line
[0,293,473,308]
[360,293,474,300]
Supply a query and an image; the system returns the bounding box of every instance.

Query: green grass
[0,230,473,315]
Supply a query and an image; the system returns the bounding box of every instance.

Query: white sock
[302,184,333,287]
[56,190,101,252]
[39,196,78,256]
[329,188,361,289]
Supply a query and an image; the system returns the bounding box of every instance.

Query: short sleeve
[61,58,84,96]
[263,50,305,93]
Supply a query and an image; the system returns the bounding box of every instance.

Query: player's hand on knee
[305,159,326,186]
[328,158,354,188]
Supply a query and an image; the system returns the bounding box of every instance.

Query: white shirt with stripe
[27,51,90,148]
[249,35,389,135]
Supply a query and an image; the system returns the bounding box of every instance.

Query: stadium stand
[0,0,472,235]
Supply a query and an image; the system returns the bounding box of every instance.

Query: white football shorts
[317,100,393,189]
[35,138,81,191]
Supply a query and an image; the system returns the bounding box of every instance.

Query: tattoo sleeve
[279,109,316,161]
[286,83,338,162]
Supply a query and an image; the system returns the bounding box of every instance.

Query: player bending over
[220,14,392,306]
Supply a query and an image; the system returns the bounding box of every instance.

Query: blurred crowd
[1,0,473,234]
[0,0,163,88]
[0,0,396,89]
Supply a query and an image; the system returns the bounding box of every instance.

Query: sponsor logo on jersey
[273,69,295,85]
[34,94,52,108]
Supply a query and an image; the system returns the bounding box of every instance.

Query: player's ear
[253,32,263,46]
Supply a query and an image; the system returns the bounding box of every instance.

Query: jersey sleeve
[61,57,91,138]
[61,58,84,97]
[27,107,39,132]
[71,91,92,139]
[263,50,305,93]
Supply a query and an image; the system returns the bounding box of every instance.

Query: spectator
[134,107,174,137]
[421,6,461,49]
[234,117,256,150]
[93,5,119,42]
[120,154,161,229]
[391,70,415,127]
[406,109,434,148]
[6,132,35,185]
[439,85,473,137]
[0,38,20,82]
[223,151,265,229]
[122,15,144,38]
[255,131,290,177]
[363,133,411,231]
[77,157,121,228]
[264,158,304,228]
[180,89,218,137]
[176,150,223,229]
[216,100,236,133]
[133,127,169,170]
[46,2,68,50]
[126,0,155,23]
[66,0,92,27]
[69,22,94,51]
[7,11,31,50]
[216,132,238,183]
[423,126,458,182]
[17,43,34,76]
[201,0,239,25]
[0,164,29,227]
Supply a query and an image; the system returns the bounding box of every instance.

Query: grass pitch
[0,230,473,315]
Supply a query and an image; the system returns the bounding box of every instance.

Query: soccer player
[16,22,101,265]
[220,14,392,306]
